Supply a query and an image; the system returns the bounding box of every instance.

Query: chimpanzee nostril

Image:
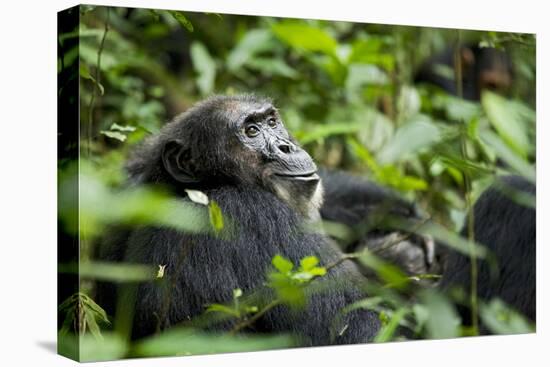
[278,143,292,154]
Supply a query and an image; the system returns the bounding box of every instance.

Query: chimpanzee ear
[161,139,200,184]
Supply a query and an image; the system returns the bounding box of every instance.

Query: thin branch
[229,300,281,335]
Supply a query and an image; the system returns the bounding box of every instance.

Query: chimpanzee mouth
[273,171,319,181]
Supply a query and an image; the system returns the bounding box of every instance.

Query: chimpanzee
[415,44,513,100]
[97,95,381,345]
[440,175,536,325]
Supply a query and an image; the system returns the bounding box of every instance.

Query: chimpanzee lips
[273,170,319,181]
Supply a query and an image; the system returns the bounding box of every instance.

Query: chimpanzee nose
[277,142,293,154]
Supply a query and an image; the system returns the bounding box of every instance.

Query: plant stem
[86,7,110,157]
[454,30,479,334]
[229,300,281,335]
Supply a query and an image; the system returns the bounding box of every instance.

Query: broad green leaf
[299,256,319,271]
[346,64,389,93]
[246,57,298,79]
[419,290,460,339]
[348,38,395,70]
[272,255,294,273]
[482,91,531,157]
[296,123,362,145]
[109,123,136,132]
[79,63,105,95]
[190,42,216,95]
[132,328,295,357]
[168,11,194,32]
[59,262,156,282]
[272,22,337,55]
[227,29,275,71]
[347,138,428,192]
[377,119,441,164]
[480,129,535,182]
[85,311,102,340]
[58,332,128,362]
[100,130,126,142]
[479,299,534,335]
[307,267,327,276]
[59,167,212,238]
[432,94,481,122]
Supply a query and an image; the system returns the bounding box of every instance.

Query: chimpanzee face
[160,96,323,218]
[226,98,322,218]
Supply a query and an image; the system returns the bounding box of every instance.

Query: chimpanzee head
[127,95,323,218]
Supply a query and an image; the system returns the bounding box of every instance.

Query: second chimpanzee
[415,44,513,100]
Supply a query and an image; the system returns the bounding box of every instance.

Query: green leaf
[347,138,428,192]
[272,21,337,55]
[419,289,461,339]
[307,267,327,276]
[246,57,298,79]
[85,311,102,340]
[58,332,128,362]
[109,123,136,132]
[299,256,319,271]
[480,129,535,182]
[227,29,275,71]
[349,39,395,70]
[377,119,441,164]
[132,328,295,357]
[100,130,126,142]
[482,91,531,158]
[272,255,294,273]
[190,42,216,95]
[167,11,194,32]
[479,299,534,335]
[205,304,240,318]
[374,308,408,342]
[296,123,362,145]
[208,200,224,232]
[79,63,104,95]
[59,262,156,283]
[79,63,92,79]
[346,64,389,93]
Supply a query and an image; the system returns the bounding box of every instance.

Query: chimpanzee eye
[267,117,277,128]
[245,125,260,138]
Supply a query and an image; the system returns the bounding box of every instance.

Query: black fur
[320,170,441,277]
[440,175,536,323]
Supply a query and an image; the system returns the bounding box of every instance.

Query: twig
[229,299,281,335]
[87,7,110,157]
